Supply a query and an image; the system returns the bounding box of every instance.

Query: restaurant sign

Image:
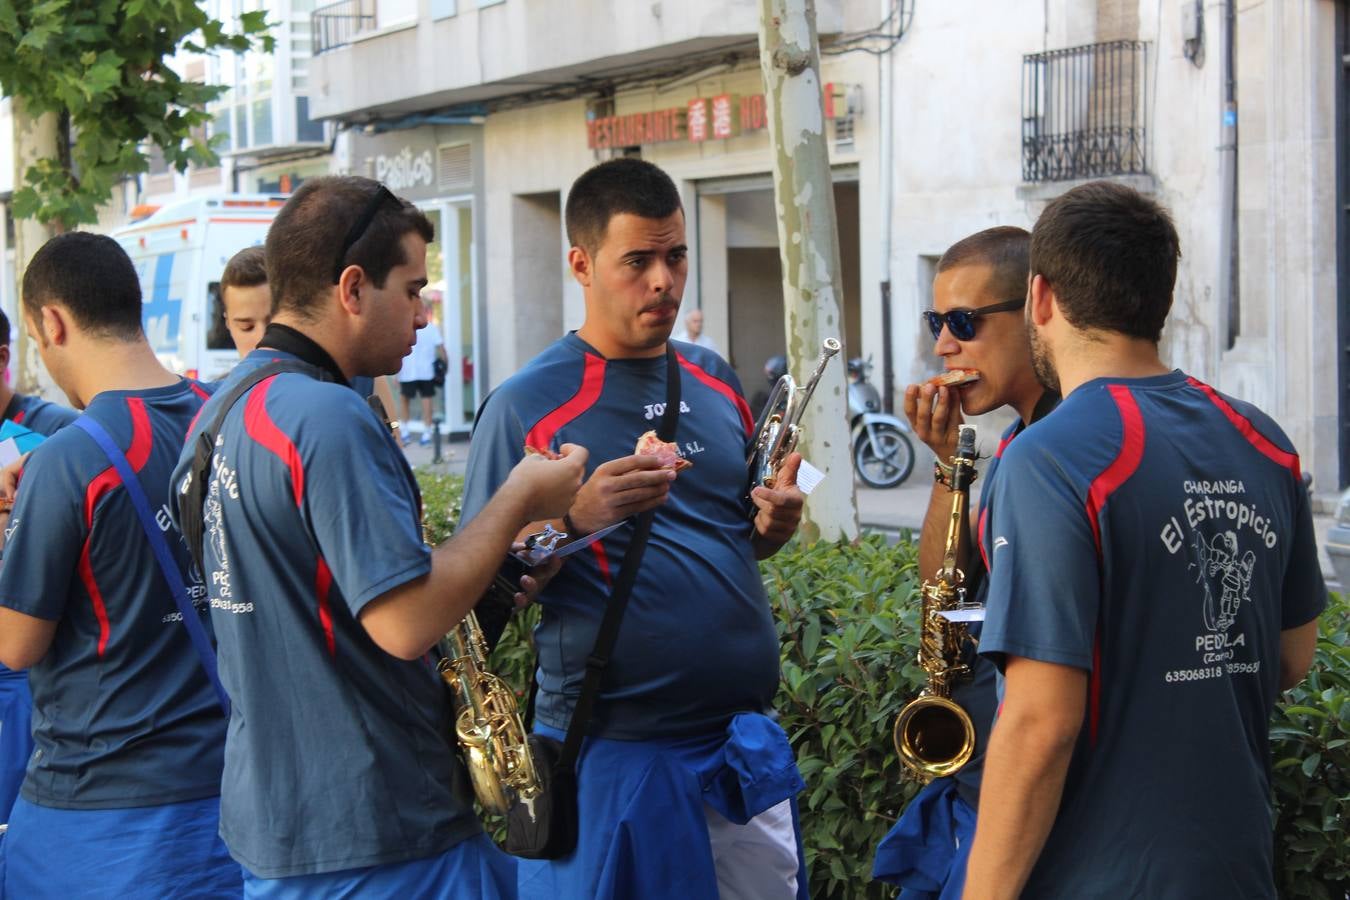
[586,85,855,150]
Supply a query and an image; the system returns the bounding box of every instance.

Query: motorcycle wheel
[854,423,915,489]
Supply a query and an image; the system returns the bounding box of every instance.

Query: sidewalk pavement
[400,430,1340,588]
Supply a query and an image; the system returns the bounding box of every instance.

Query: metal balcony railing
[1021,40,1148,183]
[313,0,376,55]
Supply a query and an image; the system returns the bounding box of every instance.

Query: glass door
[417,197,478,435]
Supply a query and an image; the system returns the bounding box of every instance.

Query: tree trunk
[9,98,59,398]
[757,0,858,543]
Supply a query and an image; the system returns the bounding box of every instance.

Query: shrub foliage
[416,470,1348,898]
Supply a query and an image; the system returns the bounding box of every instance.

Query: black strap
[554,346,681,772]
[180,360,331,574]
[256,324,349,388]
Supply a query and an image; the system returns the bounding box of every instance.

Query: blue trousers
[1,795,241,899]
[243,833,515,899]
[519,713,808,900]
[0,670,32,824]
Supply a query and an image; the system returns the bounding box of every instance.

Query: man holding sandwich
[873,226,1056,898]
[461,157,806,900]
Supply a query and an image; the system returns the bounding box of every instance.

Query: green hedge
[1271,591,1350,898]
[416,470,1349,898]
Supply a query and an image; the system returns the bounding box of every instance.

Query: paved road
[402,431,1340,588]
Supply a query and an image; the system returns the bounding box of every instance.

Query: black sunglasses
[332,185,401,284]
[922,297,1025,341]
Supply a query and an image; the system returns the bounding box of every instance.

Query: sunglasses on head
[922,297,1026,341]
[332,185,401,284]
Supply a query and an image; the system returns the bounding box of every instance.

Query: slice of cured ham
[635,430,692,471]
[926,368,981,387]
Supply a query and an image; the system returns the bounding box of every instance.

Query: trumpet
[747,338,841,489]
[893,424,979,779]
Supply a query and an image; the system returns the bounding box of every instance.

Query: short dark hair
[266,176,434,320]
[1030,181,1180,343]
[221,245,268,292]
[0,308,9,346]
[937,226,1030,301]
[22,232,143,340]
[565,158,683,254]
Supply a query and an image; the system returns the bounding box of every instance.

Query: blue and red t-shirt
[4,392,78,437]
[0,379,224,810]
[170,348,478,879]
[460,333,781,740]
[980,370,1327,898]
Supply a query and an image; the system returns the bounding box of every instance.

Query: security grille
[1021,40,1148,182]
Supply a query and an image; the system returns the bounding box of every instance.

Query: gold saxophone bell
[894,425,979,780]
[748,338,841,490]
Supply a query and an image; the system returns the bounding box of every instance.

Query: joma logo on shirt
[643,401,691,420]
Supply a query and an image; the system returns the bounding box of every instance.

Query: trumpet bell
[893,694,975,779]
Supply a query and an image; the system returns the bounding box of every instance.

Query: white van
[112,194,286,382]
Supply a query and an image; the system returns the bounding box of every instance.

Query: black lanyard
[257,323,350,388]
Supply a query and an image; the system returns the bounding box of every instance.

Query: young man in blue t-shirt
[963,182,1325,899]
[874,226,1056,898]
[461,158,807,900]
[172,176,585,898]
[0,233,233,897]
[0,307,79,825]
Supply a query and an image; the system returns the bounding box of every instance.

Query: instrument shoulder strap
[179,359,330,577]
[74,414,231,714]
[554,345,681,772]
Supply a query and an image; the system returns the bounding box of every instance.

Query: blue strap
[72,416,229,714]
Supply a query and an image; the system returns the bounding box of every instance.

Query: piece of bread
[926,368,981,387]
[635,430,693,471]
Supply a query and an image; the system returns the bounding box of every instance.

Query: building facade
[287,0,1350,489]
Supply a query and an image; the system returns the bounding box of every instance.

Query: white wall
[885,0,1047,389]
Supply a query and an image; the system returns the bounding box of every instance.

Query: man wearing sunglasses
[874,225,1056,899]
[171,176,586,897]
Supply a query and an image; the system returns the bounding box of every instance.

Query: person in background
[220,246,271,357]
[397,299,447,446]
[671,307,720,354]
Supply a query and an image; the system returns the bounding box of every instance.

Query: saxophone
[368,394,543,815]
[436,608,542,815]
[893,424,980,779]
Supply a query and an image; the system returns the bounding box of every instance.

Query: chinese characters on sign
[711,94,736,140]
[583,85,854,150]
[687,98,708,143]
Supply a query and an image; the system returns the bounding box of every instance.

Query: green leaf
[1283,706,1329,720]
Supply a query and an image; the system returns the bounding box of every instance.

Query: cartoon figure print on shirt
[1159,478,1277,678]
[1194,530,1255,633]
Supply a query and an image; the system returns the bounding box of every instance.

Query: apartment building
[310,0,1346,488]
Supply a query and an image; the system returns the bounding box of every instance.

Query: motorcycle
[756,354,915,489]
[847,357,915,489]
